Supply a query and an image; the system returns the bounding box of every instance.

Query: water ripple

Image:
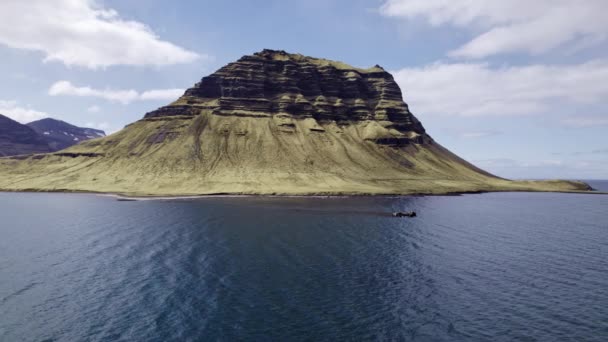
[0,192,607,341]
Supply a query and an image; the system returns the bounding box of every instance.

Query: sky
[0,0,606,179]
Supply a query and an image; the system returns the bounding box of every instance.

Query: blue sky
[0,0,606,179]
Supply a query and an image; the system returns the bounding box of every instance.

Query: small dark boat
[393,211,416,217]
[117,198,137,202]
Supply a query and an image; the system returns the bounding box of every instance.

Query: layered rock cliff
[146,49,428,147]
[0,50,591,195]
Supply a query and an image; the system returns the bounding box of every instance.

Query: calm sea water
[1,184,607,341]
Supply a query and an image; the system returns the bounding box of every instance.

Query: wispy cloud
[457,130,502,139]
[0,0,202,68]
[475,158,564,169]
[553,149,608,156]
[0,100,49,123]
[560,116,608,128]
[84,121,111,131]
[49,81,184,104]
[87,105,101,113]
[392,60,608,117]
[139,89,186,101]
[380,0,608,59]
[473,157,608,179]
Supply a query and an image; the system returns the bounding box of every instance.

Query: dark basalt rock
[144,105,202,119]
[53,152,106,158]
[144,49,428,146]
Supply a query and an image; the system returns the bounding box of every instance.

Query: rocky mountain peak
[145,49,427,146]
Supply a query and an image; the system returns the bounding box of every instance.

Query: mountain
[0,49,592,195]
[0,114,52,157]
[27,118,106,151]
[0,116,105,157]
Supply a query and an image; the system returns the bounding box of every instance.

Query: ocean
[1,182,607,341]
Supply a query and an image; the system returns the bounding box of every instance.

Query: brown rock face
[145,49,427,146]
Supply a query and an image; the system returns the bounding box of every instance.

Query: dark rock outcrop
[145,49,427,146]
[0,114,52,157]
[27,118,106,151]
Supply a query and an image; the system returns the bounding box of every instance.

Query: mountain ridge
[27,118,106,151]
[0,114,52,157]
[0,115,106,156]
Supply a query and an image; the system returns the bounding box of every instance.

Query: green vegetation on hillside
[0,111,591,196]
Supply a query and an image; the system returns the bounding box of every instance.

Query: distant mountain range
[0,114,106,157]
[0,115,52,157]
[27,118,106,151]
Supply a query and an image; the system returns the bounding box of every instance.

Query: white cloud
[392,60,608,117]
[87,105,101,113]
[0,0,201,68]
[380,0,608,58]
[49,81,184,104]
[139,89,186,101]
[0,100,49,123]
[49,81,138,104]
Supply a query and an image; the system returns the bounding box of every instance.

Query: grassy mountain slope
[0,112,590,196]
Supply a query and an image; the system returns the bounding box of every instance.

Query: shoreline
[1,187,606,201]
